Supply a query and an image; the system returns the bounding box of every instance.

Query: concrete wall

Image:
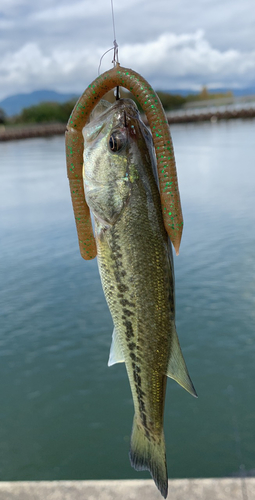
[0,478,254,500]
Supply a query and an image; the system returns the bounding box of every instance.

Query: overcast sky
[0,0,255,100]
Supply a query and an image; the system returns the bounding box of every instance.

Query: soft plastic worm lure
[66,64,183,259]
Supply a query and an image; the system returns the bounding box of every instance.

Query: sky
[0,0,255,100]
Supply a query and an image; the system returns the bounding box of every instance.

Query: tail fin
[129,416,168,498]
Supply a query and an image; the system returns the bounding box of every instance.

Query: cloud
[30,0,141,23]
[31,1,107,22]
[119,31,255,89]
[0,30,255,100]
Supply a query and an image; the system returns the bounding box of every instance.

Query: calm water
[0,119,255,481]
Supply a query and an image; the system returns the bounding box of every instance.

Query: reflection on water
[0,120,255,480]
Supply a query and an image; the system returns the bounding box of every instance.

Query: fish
[82,97,197,498]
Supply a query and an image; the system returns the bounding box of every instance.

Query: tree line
[0,87,233,125]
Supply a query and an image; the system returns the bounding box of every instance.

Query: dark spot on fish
[142,412,148,429]
[113,272,121,283]
[122,318,134,338]
[132,362,141,372]
[117,283,128,293]
[136,386,145,398]
[130,352,140,362]
[120,298,134,307]
[120,270,127,277]
[128,342,136,351]
[123,308,134,317]
[138,398,145,413]
[134,372,141,386]
[114,253,122,261]
[120,299,128,306]
[121,298,135,309]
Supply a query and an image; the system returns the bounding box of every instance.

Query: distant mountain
[0,90,79,117]
[228,87,255,97]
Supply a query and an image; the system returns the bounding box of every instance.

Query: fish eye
[109,131,126,153]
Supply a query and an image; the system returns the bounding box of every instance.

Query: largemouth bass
[82,98,197,498]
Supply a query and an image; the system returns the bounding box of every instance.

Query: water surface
[0,119,255,480]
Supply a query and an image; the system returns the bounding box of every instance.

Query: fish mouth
[109,98,142,133]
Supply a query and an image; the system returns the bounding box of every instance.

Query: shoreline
[1,108,255,142]
[0,123,66,142]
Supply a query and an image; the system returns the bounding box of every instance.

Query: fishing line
[111,0,117,48]
[98,0,120,99]
[98,46,114,75]
[111,0,119,65]
[111,0,120,99]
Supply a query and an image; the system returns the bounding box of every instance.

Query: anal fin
[167,325,197,398]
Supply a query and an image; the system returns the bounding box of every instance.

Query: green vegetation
[156,91,186,110]
[6,86,234,125]
[12,99,77,124]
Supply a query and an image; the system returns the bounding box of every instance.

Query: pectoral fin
[167,326,197,398]
[108,328,125,366]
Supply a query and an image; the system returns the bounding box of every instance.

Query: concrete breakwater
[0,478,254,500]
[0,123,66,142]
[165,107,255,124]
